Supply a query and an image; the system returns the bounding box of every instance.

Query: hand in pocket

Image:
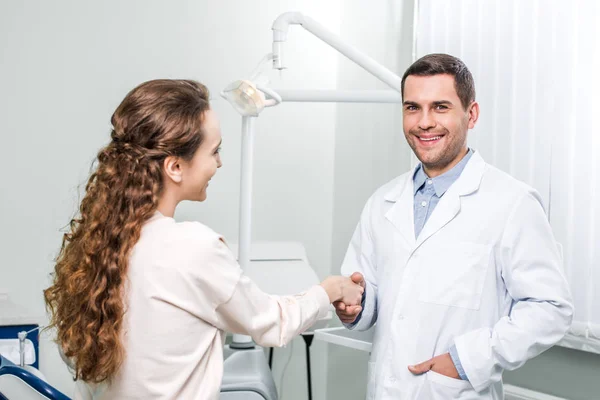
[408,353,460,380]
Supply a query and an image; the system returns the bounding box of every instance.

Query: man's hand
[408,353,460,379]
[334,272,365,324]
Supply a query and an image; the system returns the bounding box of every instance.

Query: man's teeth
[420,136,441,141]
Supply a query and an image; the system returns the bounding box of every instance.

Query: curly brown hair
[44,79,211,383]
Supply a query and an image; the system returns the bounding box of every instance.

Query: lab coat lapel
[416,151,487,248]
[384,173,416,247]
[415,189,461,247]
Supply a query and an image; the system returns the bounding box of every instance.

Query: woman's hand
[320,275,364,305]
[334,272,365,324]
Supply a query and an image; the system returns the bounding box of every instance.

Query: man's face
[402,73,478,177]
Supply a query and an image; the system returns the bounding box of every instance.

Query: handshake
[320,272,365,323]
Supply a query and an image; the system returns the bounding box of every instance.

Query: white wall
[0,1,343,398]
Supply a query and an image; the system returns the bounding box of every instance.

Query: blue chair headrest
[0,355,71,400]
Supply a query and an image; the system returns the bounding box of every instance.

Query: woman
[44,79,363,400]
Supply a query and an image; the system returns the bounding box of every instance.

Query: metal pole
[231,116,256,348]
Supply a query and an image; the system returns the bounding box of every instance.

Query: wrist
[320,277,342,303]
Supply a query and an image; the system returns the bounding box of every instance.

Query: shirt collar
[412,148,474,197]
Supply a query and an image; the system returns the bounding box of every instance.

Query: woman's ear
[163,156,183,183]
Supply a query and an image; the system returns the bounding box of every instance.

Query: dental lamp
[222,10,403,344]
[220,11,404,399]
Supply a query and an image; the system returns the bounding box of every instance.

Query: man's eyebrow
[432,100,453,106]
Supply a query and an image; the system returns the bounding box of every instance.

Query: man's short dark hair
[401,53,476,110]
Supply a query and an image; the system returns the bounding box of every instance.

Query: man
[335,54,573,399]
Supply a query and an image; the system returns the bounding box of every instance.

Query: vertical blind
[415,0,600,353]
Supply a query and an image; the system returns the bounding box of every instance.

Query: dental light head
[221,54,282,117]
[222,80,265,117]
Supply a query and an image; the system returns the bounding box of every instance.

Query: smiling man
[334,54,573,399]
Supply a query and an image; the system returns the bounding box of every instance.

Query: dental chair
[0,355,70,400]
[220,348,278,400]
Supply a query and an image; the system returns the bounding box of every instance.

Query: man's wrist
[449,345,469,381]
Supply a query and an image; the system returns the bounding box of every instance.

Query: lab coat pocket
[426,370,475,399]
[418,243,490,310]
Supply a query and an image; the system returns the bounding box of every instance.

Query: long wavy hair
[44,79,211,383]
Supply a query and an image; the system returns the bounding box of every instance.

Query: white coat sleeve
[209,238,331,347]
[340,196,378,331]
[453,190,574,392]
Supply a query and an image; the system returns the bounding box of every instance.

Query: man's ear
[467,101,480,129]
[163,156,183,184]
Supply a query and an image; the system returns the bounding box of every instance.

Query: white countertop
[314,326,374,352]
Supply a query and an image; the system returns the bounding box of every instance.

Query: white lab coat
[341,151,573,400]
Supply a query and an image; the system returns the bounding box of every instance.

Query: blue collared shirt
[413,148,473,380]
[413,149,473,238]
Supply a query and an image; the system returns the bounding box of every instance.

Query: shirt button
[427,180,433,185]
[397,314,404,320]
[421,201,427,207]
[388,376,397,383]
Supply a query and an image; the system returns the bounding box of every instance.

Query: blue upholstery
[0,355,70,400]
